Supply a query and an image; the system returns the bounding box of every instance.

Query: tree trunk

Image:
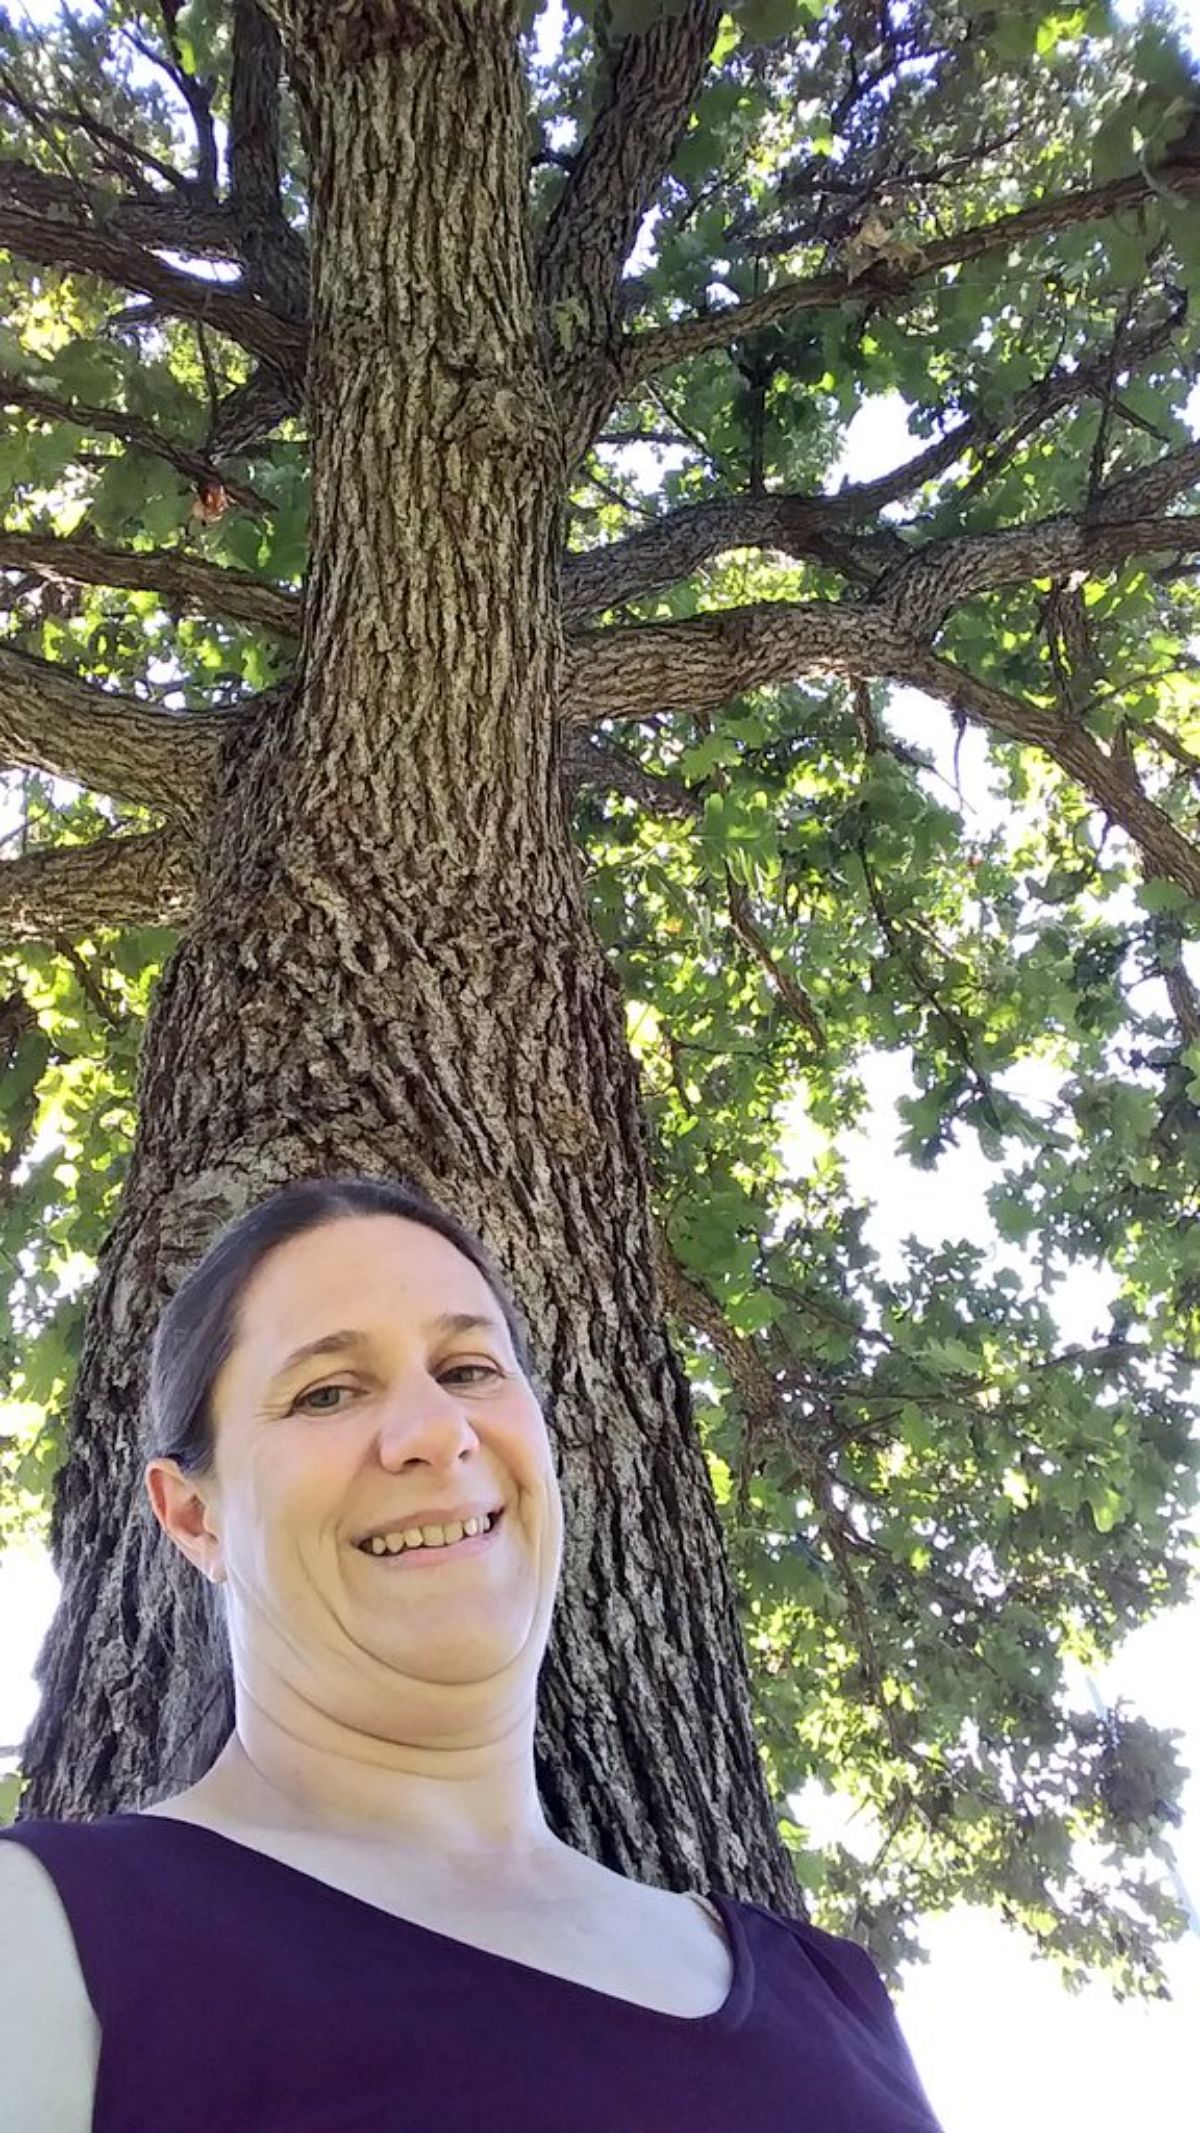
[17,2,801,1918]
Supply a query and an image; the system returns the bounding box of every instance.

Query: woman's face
[152,1214,564,1718]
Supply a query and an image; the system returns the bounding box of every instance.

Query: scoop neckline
[107,1810,752,2031]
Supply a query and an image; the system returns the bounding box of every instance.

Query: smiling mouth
[356,1509,505,1564]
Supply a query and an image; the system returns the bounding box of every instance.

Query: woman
[1,1173,945,2130]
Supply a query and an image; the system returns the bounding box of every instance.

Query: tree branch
[0,203,306,379]
[0,823,197,944]
[0,644,226,825]
[0,55,190,197]
[1101,436,1200,519]
[651,1225,927,1761]
[0,157,236,257]
[564,296,1189,617]
[121,14,219,197]
[851,291,1188,510]
[1162,955,1200,1050]
[652,1221,793,1473]
[536,0,722,462]
[559,726,700,819]
[1140,715,1200,784]
[203,362,303,458]
[881,508,1200,640]
[0,373,274,514]
[897,647,1200,900]
[563,492,908,617]
[620,156,1200,391]
[227,0,309,322]
[726,869,826,1048]
[0,530,300,638]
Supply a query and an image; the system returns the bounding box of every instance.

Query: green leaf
[48,340,122,398]
[926,1335,982,1375]
[218,515,266,571]
[1103,214,1151,289]
[0,1028,51,1117]
[89,451,170,540]
[1086,1485,1126,1534]
[137,476,194,543]
[1037,9,1087,57]
[734,0,808,40]
[680,733,740,780]
[1091,112,1134,181]
[1136,878,1194,915]
[261,497,309,581]
[993,11,1039,61]
[1161,197,1200,288]
[108,926,179,979]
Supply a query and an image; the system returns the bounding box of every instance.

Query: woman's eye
[291,1383,353,1414]
[291,1364,498,1414]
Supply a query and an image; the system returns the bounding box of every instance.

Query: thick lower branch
[0,825,197,943]
[0,644,226,825]
[564,600,891,723]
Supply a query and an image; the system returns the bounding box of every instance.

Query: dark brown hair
[145,1171,544,1483]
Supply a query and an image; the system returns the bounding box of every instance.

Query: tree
[0,0,1197,2000]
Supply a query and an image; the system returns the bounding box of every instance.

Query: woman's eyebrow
[266,1312,502,1388]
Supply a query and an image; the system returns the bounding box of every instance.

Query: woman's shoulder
[0,1833,99,2132]
[728,1890,900,2023]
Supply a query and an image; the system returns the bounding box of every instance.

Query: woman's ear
[144,1460,226,1584]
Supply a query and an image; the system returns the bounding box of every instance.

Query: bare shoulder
[0,1840,99,2133]
[639,1875,726,1941]
[588,1858,728,1948]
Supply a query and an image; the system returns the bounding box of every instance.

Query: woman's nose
[373,1390,481,1466]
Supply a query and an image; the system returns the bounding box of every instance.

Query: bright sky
[2,3,1200,2128]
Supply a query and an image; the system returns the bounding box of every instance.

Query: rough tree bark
[15,2,801,1917]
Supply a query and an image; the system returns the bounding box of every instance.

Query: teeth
[363,1514,492,1557]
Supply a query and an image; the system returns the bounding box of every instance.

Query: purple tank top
[2,1815,945,2131]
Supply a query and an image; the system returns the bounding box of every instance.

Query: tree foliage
[0,0,1198,1997]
